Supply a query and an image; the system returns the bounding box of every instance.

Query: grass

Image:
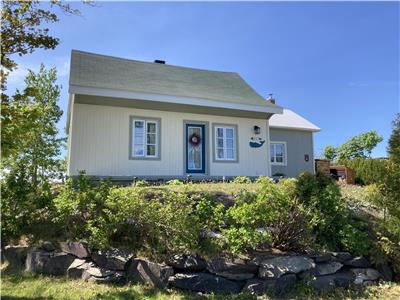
[1,271,400,300]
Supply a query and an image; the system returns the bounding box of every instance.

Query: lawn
[1,271,400,300]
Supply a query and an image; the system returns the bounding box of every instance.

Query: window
[270,142,287,165]
[130,117,160,159]
[214,125,237,161]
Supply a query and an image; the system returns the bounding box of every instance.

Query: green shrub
[53,173,112,245]
[255,176,273,184]
[224,179,311,254]
[232,176,251,184]
[296,172,369,255]
[341,158,387,185]
[1,160,56,241]
[166,179,183,186]
[132,179,148,187]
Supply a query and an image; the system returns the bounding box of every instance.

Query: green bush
[232,176,251,184]
[132,179,148,187]
[296,172,369,255]
[341,158,387,185]
[223,179,311,254]
[166,179,183,186]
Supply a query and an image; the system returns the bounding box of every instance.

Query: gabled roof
[269,109,320,132]
[69,50,280,111]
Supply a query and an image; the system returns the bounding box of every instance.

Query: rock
[169,272,243,294]
[259,256,315,279]
[41,242,56,252]
[91,248,132,271]
[67,258,93,278]
[332,252,352,262]
[3,245,28,270]
[59,242,90,258]
[26,249,75,276]
[376,263,393,281]
[312,253,334,263]
[314,262,343,276]
[242,274,297,295]
[82,266,124,283]
[169,254,207,272]
[207,257,258,280]
[126,258,173,289]
[310,271,355,291]
[275,274,297,294]
[343,257,371,268]
[350,268,381,285]
[26,248,51,273]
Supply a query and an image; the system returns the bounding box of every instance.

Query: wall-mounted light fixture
[304,154,309,162]
[253,125,261,135]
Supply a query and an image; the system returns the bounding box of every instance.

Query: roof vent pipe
[267,93,276,104]
[154,59,165,64]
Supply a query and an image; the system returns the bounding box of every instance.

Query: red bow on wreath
[189,133,201,146]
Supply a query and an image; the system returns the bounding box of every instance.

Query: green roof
[70,50,276,108]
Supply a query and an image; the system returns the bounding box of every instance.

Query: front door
[186,124,206,174]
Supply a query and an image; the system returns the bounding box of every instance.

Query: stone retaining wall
[3,242,390,295]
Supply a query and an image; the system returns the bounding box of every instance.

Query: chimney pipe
[267,93,276,104]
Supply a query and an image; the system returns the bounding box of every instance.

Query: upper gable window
[130,117,160,159]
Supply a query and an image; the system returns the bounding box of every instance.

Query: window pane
[217,138,224,148]
[226,138,234,148]
[147,145,156,156]
[270,145,275,162]
[147,122,156,133]
[275,144,283,156]
[276,156,283,163]
[147,133,156,144]
[217,148,224,159]
[227,149,234,159]
[134,145,144,156]
[217,128,223,138]
[226,128,233,139]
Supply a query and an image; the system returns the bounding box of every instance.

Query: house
[67,50,320,181]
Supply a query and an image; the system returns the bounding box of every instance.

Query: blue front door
[186,124,206,174]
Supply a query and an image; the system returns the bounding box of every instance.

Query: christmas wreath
[189,133,201,146]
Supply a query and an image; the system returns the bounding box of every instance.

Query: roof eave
[270,125,321,132]
[69,85,284,115]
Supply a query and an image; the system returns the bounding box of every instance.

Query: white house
[67,50,319,181]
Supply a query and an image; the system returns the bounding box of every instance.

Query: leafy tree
[1,0,79,86]
[322,145,337,161]
[388,114,400,164]
[1,66,65,240]
[336,130,383,161]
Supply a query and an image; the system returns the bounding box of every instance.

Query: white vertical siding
[68,103,270,177]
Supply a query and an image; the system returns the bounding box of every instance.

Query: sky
[6,1,399,158]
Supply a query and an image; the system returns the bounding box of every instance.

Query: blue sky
[7,1,399,158]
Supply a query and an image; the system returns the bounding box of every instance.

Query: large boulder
[207,257,258,280]
[82,266,124,283]
[169,272,243,294]
[40,242,56,252]
[243,274,297,295]
[312,253,334,263]
[91,248,132,271]
[126,258,173,289]
[343,257,371,268]
[59,242,90,258]
[26,249,75,276]
[331,252,352,263]
[259,256,315,279]
[169,254,207,272]
[67,258,93,278]
[314,262,343,276]
[3,245,28,270]
[350,268,381,285]
[309,271,355,291]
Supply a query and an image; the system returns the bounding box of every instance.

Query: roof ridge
[71,49,238,75]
